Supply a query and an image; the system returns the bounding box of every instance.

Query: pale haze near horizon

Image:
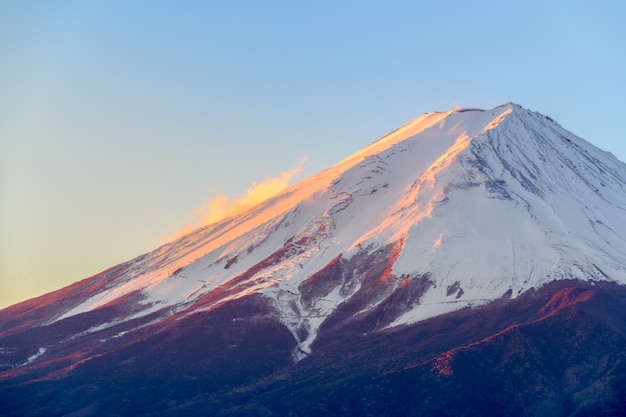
[1,1,625,308]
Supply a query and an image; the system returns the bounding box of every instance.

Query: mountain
[2,103,626,416]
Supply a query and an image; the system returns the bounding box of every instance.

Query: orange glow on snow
[432,233,443,251]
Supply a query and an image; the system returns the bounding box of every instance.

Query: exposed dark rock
[2,281,625,416]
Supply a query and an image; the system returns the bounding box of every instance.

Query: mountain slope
[2,281,626,417]
[1,103,626,416]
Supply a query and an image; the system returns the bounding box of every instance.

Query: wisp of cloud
[169,158,306,241]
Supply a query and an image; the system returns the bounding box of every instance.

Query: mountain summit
[2,103,626,416]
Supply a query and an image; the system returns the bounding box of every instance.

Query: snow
[20,347,46,367]
[49,103,626,355]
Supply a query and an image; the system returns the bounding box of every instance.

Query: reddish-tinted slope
[2,103,626,416]
[1,280,625,416]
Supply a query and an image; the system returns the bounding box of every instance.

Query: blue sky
[1,1,625,308]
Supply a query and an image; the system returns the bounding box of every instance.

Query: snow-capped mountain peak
[5,103,626,416]
[31,103,626,356]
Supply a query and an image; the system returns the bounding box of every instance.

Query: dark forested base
[1,281,626,417]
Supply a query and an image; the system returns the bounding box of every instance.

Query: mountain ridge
[3,103,626,354]
[2,103,626,416]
